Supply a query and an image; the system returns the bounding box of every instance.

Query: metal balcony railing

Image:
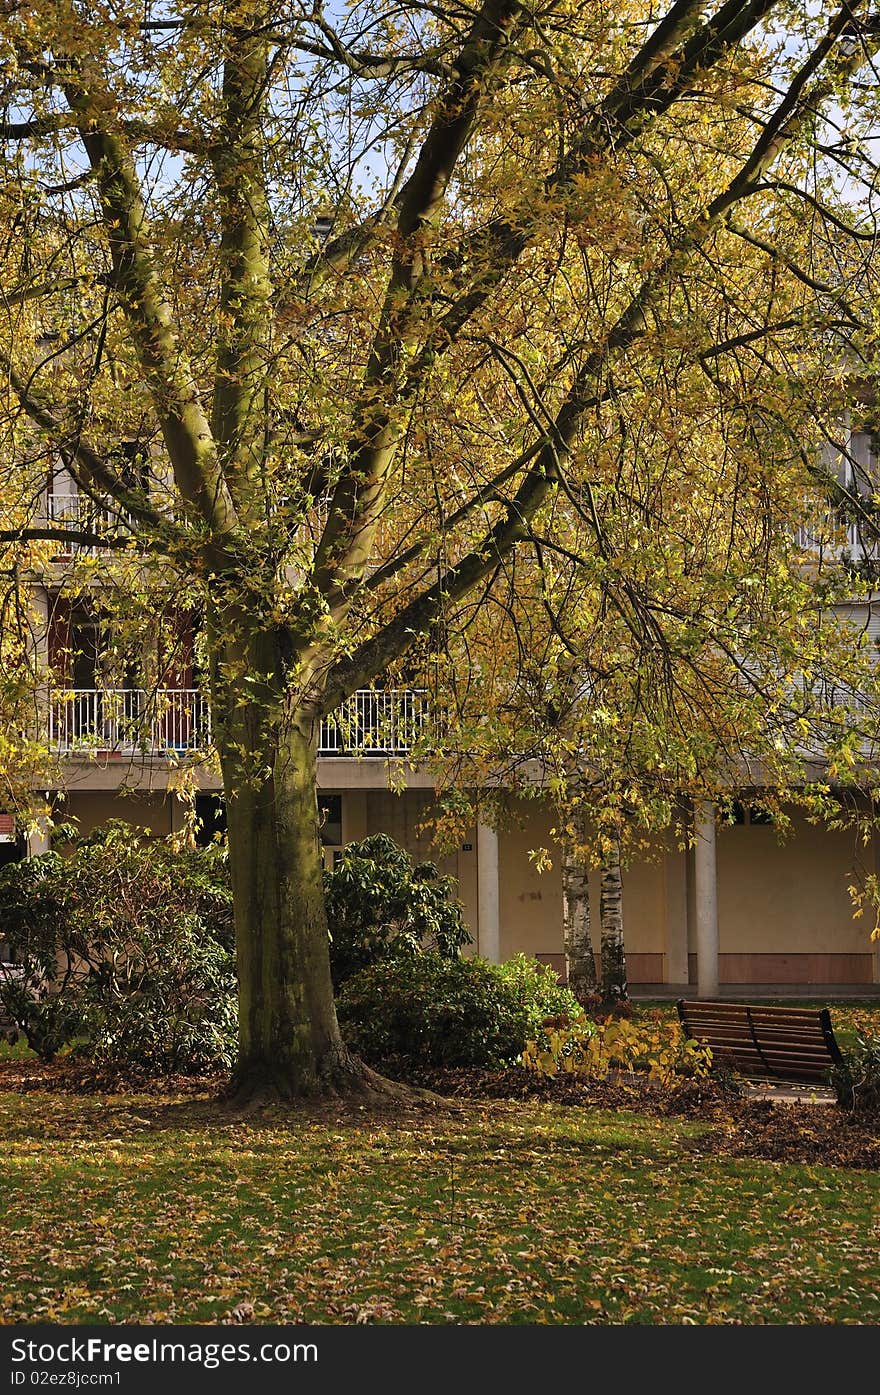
[49,688,429,757]
[794,504,879,558]
[49,689,211,754]
[45,491,402,562]
[318,688,429,754]
[46,493,135,553]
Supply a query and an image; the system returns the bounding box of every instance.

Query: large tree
[414,322,880,1002]
[1,0,878,1098]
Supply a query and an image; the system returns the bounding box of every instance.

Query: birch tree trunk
[561,805,597,1005]
[599,836,628,1004]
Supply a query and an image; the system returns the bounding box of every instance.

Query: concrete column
[477,822,501,963]
[693,800,719,998]
[26,816,51,858]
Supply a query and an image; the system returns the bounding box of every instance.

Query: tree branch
[0,345,166,531]
[0,278,88,308]
[61,69,238,540]
[311,0,529,608]
[749,178,880,240]
[0,113,211,155]
[286,17,453,79]
[209,14,273,524]
[380,0,788,408]
[321,0,880,708]
[0,526,133,550]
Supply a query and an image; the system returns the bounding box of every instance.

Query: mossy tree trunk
[209,620,381,1102]
[221,723,362,1098]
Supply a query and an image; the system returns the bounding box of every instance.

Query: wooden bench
[677,999,844,1083]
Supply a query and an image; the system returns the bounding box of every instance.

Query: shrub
[521,1014,713,1085]
[336,952,531,1068]
[495,954,581,1036]
[324,833,470,986]
[0,852,92,1061]
[832,1033,880,1116]
[0,822,236,1071]
[82,914,237,1074]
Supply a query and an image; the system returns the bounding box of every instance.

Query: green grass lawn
[2,1087,879,1325]
[2,999,879,1325]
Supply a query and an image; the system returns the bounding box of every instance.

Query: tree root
[221,1051,453,1115]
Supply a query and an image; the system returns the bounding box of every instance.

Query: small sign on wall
[0,814,15,843]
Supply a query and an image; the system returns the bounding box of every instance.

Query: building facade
[10,435,880,997]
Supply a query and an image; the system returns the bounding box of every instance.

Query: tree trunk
[561,807,597,1006]
[599,838,627,1004]
[220,708,378,1102]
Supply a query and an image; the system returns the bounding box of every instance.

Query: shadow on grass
[0,1078,700,1173]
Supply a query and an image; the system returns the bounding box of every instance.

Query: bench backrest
[677,1000,843,1082]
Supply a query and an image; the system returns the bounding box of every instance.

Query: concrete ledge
[631,984,880,1001]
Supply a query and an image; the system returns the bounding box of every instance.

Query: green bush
[495,954,581,1035]
[324,833,471,986]
[0,851,91,1061]
[832,1033,880,1116]
[336,952,532,1068]
[82,915,237,1074]
[0,822,236,1071]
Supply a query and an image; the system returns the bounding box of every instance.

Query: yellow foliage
[521,1013,712,1086]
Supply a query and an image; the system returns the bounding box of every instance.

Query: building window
[193,794,344,850]
[723,800,774,826]
[318,794,343,872]
[319,795,342,847]
[194,794,226,845]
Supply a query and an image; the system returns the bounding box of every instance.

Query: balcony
[46,494,135,555]
[49,688,429,757]
[49,689,211,754]
[794,504,880,561]
[44,491,403,562]
[320,688,429,755]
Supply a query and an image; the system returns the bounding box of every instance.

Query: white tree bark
[599,836,628,1003]
[561,804,597,1004]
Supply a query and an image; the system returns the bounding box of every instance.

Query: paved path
[742,1081,837,1106]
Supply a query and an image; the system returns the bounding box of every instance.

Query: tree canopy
[1,0,879,1096]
